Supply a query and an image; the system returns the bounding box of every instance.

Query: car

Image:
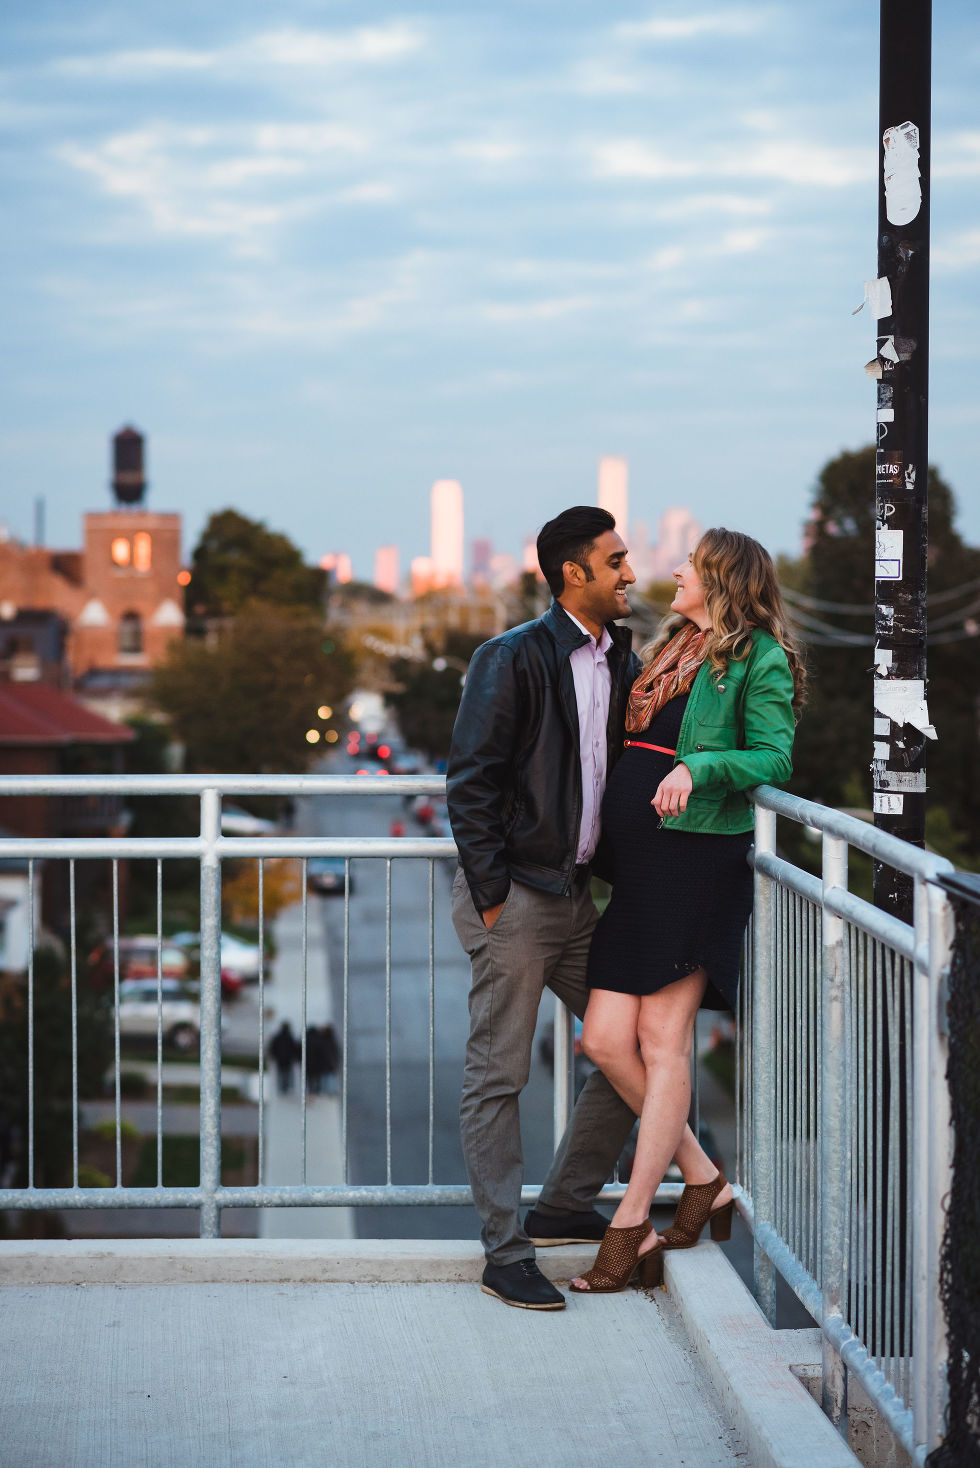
[170,930,263,990]
[87,937,191,988]
[117,976,201,1052]
[220,805,278,836]
[307,856,354,896]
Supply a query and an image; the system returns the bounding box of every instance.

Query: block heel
[708,1200,734,1242]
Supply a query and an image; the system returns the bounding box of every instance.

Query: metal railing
[0,773,610,1237]
[0,773,956,1461]
[739,786,955,1466]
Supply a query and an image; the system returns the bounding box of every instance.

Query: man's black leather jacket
[446,601,641,911]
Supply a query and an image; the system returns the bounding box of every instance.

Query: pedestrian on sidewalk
[269,1021,299,1095]
[306,1025,327,1095]
[569,529,803,1295]
[320,1023,342,1096]
[447,505,641,1312]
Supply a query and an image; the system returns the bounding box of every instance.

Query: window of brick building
[111,537,131,566]
[119,611,143,655]
[133,532,152,572]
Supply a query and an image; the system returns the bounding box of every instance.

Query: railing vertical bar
[819,833,848,1432]
[342,859,350,1183]
[385,858,392,1186]
[751,804,777,1322]
[69,859,79,1188]
[197,787,223,1238]
[874,930,885,1375]
[902,950,914,1414]
[847,925,859,1336]
[257,859,265,1186]
[859,934,870,1361]
[112,859,122,1185]
[156,859,164,1188]
[887,944,900,1383]
[26,861,35,1189]
[427,859,435,1186]
[300,863,309,1184]
[914,879,955,1450]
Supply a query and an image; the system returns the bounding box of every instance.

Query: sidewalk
[0,1240,861,1468]
[257,890,352,1240]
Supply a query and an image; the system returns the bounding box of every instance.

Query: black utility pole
[872,0,932,922]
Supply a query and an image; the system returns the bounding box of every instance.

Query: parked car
[307,856,353,896]
[170,930,261,992]
[117,976,201,1052]
[220,805,278,836]
[87,937,191,988]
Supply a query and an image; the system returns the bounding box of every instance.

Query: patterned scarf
[626,622,710,732]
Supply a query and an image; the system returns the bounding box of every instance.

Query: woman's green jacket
[662,628,796,835]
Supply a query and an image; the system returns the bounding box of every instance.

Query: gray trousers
[451,869,637,1265]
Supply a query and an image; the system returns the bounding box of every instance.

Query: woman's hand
[652,762,693,818]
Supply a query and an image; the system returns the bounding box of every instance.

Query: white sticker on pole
[872,678,937,739]
[875,529,903,580]
[873,740,890,760]
[866,277,893,318]
[883,121,921,226]
[874,717,890,735]
[874,792,904,815]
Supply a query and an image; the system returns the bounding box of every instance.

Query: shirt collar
[565,610,612,656]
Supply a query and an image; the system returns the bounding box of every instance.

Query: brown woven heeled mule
[568,1220,664,1293]
[661,1172,732,1250]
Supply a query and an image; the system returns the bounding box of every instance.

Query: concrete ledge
[0,1238,597,1287]
[665,1243,859,1468]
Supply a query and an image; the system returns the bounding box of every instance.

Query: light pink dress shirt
[565,612,613,864]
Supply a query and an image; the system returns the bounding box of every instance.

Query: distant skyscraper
[649,508,702,579]
[598,456,629,536]
[320,552,352,585]
[373,545,399,595]
[470,537,492,584]
[430,479,464,588]
[410,555,435,597]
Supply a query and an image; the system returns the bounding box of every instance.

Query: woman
[570,527,804,1294]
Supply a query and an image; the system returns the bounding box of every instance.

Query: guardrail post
[199,787,222,1239]
[553,995,575,1155]
[913,878,954,1450]
[820,833,849,1433]
[751,804,778,1324]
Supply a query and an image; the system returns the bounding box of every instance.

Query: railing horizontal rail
[0,837,458,860]
[755,784,954,883]
[0,775,447,797]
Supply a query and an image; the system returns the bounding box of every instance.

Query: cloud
[482,295,597,323]
[658,192,772,217]
[933,131,980,179]
[613,9,767,42]
[933,229,980,271]
[590,135,871,188]
[52,23,425,79]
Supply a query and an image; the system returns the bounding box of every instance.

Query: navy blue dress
[586,694,752,1011]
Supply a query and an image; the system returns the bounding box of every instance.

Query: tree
[149,604,354,774]
[186,509,325,619]
[790,446,980,858]
[388,631,485,761]
[0,948,113,1193]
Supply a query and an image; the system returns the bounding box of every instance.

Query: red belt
[623,739,676,755]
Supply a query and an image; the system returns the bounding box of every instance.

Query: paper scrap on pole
[872,678,937,739]
[883,121,921,226]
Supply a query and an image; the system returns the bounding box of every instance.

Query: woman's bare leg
[578,984,732,1214]
[572,969,710,1287]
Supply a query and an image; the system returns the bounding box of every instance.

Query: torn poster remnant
[883,121,921,226]
[872,678,937,739]
[875,529,903,581]
[879,336,900,363]
[874,792,904,815]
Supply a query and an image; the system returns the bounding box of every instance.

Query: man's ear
[562,558,584,589]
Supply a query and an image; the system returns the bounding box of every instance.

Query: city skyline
[2,4,978,574]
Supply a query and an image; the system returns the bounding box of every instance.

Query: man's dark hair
[536,506,616,598]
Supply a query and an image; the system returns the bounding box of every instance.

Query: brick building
[0,427,184,714]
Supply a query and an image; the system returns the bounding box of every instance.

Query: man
[447,505,642,1310]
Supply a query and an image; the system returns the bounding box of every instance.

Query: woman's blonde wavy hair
[642,527,807,715]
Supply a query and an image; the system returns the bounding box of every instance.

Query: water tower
[111,426,146,505]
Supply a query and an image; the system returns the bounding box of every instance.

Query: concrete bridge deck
[0,1240,861,1468]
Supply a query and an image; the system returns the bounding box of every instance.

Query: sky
[1,1,978,580]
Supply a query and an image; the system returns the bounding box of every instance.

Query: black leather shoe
[481,1259,565,1310]
[524,1206,610,1246]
